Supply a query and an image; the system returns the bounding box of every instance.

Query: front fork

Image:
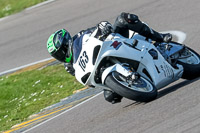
[101,60,139,85]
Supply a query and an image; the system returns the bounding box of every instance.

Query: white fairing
[73,34,103,84]
[73,33,183,89]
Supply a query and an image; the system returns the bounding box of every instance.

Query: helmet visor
[53,30,64,49]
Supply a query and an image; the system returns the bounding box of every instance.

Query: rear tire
[177,47,200,79]
[105,72,157,102]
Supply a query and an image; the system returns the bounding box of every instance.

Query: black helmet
[47,29,73,63]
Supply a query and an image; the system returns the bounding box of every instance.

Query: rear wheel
[105,72,157,102]
[177,46,200,79]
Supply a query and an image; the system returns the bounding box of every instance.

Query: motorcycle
[72,32,200,102]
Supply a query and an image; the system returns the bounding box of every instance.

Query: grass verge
[0,0,47,18]
[0,64,84,131]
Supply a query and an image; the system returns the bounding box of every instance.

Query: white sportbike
[73,32,200,102]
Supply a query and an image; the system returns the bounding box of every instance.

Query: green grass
[0,0,47,18]
[0,0,81,131]
[0,64,84,131]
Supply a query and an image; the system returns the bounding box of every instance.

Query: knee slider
[103,90,115,102]
[121,12,139,24]
[103,89,123,103]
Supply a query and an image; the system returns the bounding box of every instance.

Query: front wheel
[177,46,200,79]
[105,72,157,102]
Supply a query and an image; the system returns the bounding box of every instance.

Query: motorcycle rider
[47,12,172,104]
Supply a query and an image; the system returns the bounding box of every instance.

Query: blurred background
[0,0,200,73]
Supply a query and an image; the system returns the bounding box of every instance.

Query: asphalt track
[1,0,200,132]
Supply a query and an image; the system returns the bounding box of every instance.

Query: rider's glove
[64,63,75,76]
[97,21,113,36]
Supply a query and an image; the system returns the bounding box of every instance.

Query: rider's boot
[162,33,173,43]
[103,89,123,104]
[113,12,172,43]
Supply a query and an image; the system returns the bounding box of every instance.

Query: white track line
[0,57,53,76]
[26,0,56,11]
[0,0,56,22]
[23,92,103,133]
[22,30,187,132]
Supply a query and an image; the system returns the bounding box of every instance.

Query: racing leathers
[64,12,172,104]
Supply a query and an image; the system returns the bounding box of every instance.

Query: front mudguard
[101,64,131,84]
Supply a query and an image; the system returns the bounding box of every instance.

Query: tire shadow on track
[123,77,200,108]
[123,101,145,108]
[157,77,200,99]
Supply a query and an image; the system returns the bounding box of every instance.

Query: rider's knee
[121,12,139,24]
[103,89,123,104]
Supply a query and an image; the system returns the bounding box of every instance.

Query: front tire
[105,72,157,102]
